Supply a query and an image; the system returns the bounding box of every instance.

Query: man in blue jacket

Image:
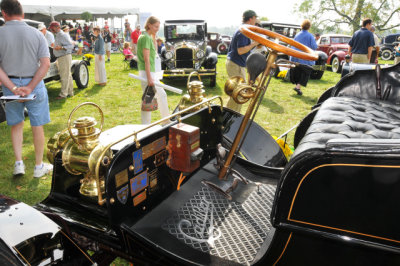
[225,10,259,113]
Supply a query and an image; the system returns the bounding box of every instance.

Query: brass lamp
[47,102,112,197]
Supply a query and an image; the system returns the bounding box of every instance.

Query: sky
[19,0,302,28]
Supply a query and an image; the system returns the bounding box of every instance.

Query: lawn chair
[121,48,137,70]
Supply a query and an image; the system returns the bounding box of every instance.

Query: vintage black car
[380,33,400,60]
[2,25,400,266]
[161,20,218,87]
[260,21,327,79]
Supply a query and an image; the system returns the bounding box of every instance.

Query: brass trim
[95,96,223,205]
[13,246,31,266]
[273,233,292,266]
[60,230,95,263]
[287,163,400,244]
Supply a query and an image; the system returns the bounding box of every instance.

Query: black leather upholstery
[293,96,400,156]
[331,63,400,104]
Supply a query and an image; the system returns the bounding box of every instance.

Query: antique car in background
[316,34,351,73]
[3,25,400,265]
[260,21,327,79]
[207,32,231,54]
[380,33,400,60]
[161,20,218,87]
[25,19,89,89]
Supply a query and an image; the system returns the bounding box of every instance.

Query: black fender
[203,52,218,69]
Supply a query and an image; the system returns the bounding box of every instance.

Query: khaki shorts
[352,54,369,64]
[226,59,246,79]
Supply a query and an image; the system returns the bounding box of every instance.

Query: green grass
[0,53,394,264]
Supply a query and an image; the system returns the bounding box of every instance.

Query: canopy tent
[20,5,139,24]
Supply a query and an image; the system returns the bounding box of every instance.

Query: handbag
[141,85,158,111]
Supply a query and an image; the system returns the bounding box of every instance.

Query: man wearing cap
[130,24,141,55]
[38,23,54,48]
[225,10,259,113]
[0,0,53,178]
[102,25,112,62]
[49,20,74,100]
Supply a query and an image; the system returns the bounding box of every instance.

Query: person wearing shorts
[0,0,53,178]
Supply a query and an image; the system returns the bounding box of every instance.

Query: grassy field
[0,53,393,264]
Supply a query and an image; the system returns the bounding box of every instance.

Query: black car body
[380,33,400,60]
[3,45,400,265]
[161,20,218,87]
[260,21,328,79]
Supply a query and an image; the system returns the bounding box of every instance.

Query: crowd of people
[0,0,398,180]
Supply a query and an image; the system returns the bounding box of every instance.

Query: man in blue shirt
[225,10,258,113]
[348,18,375,64]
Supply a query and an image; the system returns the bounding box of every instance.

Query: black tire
[331,56,341,73]
[73,61,89,89]
[310,70,324,80]
[210,74,216,87]
[217,43,228,54]
[381,49,393,60]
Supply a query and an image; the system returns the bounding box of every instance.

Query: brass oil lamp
[47,102,112,197]
[176,71,207,112]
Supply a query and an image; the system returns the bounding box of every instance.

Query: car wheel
[217,43,228,54]
[381,49,393,60]
[73,61,89,89]
[331,57,341,73]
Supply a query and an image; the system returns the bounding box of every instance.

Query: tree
[81,12,93,23]
[294,0,400,33]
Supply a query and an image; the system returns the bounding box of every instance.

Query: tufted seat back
[293,96,400,156]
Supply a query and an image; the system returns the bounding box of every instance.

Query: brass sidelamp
[176,71,207,112]
[47,102,112,197]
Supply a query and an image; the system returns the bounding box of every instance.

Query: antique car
[24,19,89,89]
[316,34,351,73]
[260,21,327,79]
[380,33,400,60]
[161,20,218,87]
[3,25,400,265]
[207,32,231,54]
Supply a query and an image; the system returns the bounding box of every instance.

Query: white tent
[21,5,139,22]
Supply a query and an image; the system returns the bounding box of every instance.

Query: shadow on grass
[82,83,107,97]
[291,93,318,106]
[260,97,285,114]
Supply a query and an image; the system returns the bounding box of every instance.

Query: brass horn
[224,76,255,104]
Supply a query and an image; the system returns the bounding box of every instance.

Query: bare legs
[11,121,44,166]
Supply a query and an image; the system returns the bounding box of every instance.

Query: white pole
[128,73,182,94]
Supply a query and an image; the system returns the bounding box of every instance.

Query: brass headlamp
[47,102,112,197]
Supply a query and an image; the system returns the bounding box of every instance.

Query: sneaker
[293,87,303,96]
[13,162,25,175]
[33,163,53,178]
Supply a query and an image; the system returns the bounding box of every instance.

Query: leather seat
[294,96,400,156]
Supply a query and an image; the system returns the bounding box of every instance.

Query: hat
[61,25,69,31]
[38,23,46,31]
[243,10,257,19]
[49,21,60,28]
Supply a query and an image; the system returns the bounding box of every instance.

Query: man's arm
[237,41,258,55]
[17,57,50,97]
[0,67,17,94]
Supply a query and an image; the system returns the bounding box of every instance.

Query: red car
[317,34,351,73]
